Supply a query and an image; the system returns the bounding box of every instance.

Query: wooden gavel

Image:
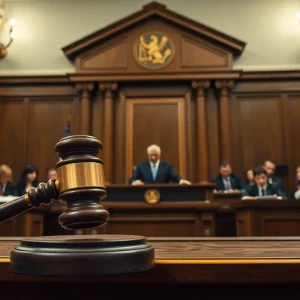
[0,135,110,230]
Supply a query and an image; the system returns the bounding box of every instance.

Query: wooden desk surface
[1,237,300,284]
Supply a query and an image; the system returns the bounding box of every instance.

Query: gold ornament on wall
[133,32,175,69]
[0,0,16,60]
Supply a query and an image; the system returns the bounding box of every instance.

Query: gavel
[0,135,110,230]
[0,135,154,276]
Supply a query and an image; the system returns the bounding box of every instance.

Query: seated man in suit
[0,164,16,196]
[212,161,244,192]
[263,160,285,192]
[242,167,287,200]
[128,144,191,185]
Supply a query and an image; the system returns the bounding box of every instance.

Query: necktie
[225,178,231,190]
[152,164,157,181]
[261,189,265,196]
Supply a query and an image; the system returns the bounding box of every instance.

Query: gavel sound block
[0,135,155,276]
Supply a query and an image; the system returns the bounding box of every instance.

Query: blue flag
[65,121,71,137]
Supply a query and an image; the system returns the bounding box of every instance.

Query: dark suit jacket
[242,183,287,199]
[128,161,182,184]
[292,186,300,199]
[13,181,39,196]
[268,176,284,191]
[2,182,16,196]
[212,174,244,191]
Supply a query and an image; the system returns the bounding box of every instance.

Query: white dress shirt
[0,184,6,194]
[295,190,300,199]
[150,160,160,169]
[258,185,267,197]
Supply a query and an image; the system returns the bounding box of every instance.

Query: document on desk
[0,196,18,204]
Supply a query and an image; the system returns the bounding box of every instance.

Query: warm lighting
[0,18,16,59]
[297,12,300,19]
[9,18,15,26]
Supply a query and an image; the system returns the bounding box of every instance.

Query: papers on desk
[0,196,18,203]
[254,195,278,200]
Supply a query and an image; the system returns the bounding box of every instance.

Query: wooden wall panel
[27,99,75,181]
[231,95,285,176]
[207,89,220,179]
[91,91,104,144]
[0,99,27,180]
[125,97,186,182]
[282,95,300,194]
[115,92,126,183]
[186,91,196,183]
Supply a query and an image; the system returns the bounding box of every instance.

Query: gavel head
[53,135,109,230]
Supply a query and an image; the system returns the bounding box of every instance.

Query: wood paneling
[283,96,300,193]
[232,94,284,174]
[125,97,186,182]
[91,90,104,145]
[233,200,300,236]
[80,38,128,71]
[263,217,300,236]
[0,100,28,180]
[105,217,198,237]
[27,99,75,181]
[181,36,229,69]
[207,88,220,179]
[64,2,244,72]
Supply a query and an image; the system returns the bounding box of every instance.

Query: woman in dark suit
[14,164,39,196]
[292,166,300,199]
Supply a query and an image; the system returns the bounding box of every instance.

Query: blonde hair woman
[0,164,15,196]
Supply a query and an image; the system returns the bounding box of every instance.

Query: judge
[128,144,191,186]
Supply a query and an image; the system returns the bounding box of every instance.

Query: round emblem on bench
[144,189,160,204]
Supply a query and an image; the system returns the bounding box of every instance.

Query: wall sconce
[0,18,16,59]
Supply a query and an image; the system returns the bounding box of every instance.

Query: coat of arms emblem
[133,32,175,69]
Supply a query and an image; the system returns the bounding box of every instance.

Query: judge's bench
[1,158,300,297]
[1,184,300,238]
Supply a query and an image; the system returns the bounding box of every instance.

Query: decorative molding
[215,80,234,97]
[75,83,94,93]
[67,71,242,83]
[99,82,118,92]
[62,1,246,59]
[191,80,210,94]
[181,36,230,69]
[0,75,69,85]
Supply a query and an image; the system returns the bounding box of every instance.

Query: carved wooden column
[192,80,210,182]
[76,83,93,135]
[215,80,234,163]
[99,82,118,184]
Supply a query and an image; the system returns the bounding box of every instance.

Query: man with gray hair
[129,144,191,185]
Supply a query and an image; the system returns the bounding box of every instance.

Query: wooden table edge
[2,257,300,264]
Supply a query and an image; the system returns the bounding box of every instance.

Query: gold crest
[144,189,161,204]
[133,32,175,69]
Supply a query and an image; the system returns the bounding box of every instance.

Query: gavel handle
[0,179,59,224]
[0,195,33,223]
